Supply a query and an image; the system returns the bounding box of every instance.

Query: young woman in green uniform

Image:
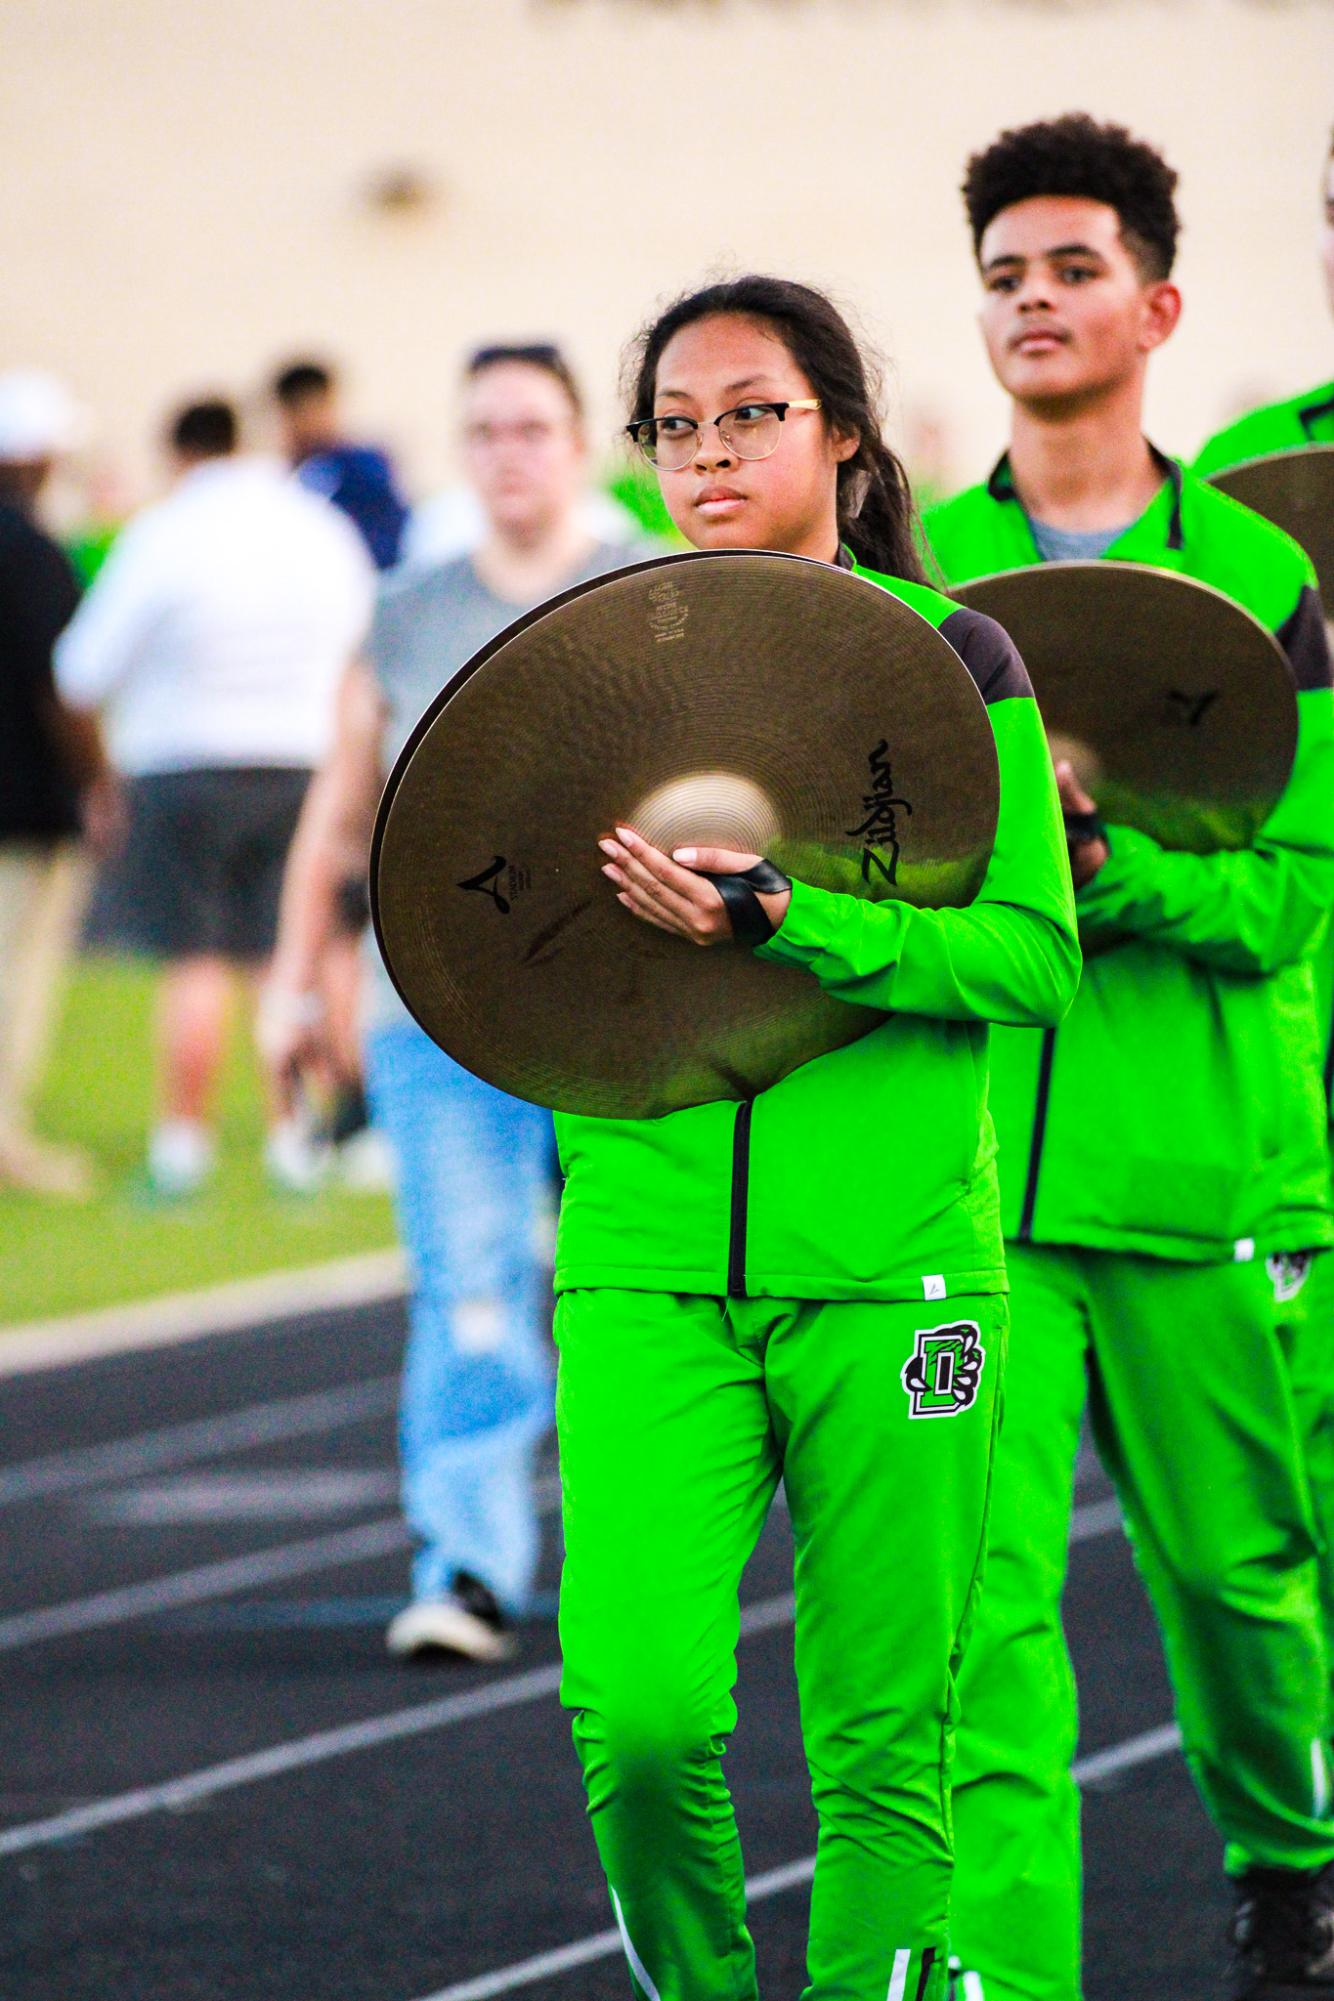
[922,117,1334,2001]
[550,276,1079,2001]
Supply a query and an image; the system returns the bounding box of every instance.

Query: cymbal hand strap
[698,859,792,947]
[1063,807,1106,858]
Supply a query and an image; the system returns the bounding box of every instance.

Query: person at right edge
[1195,125,1334,1715]
[922,117,1334,1999]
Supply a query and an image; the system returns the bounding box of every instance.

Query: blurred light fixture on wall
[360,165,442,218]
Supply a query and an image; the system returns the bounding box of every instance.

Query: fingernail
[615,825,636,844]
[601,864,620,881]
[598,839,618,857]
[673,847,697,864]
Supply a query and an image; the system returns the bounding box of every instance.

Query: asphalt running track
[0,1293,1235,2000]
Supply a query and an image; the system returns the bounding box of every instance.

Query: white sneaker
[333,1126,395,1193]
[147,1119,215,1198]
[385,1592,516,1664]
[264,1115,329,1195]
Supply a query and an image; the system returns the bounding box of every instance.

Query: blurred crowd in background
[0,346,960,1211]
[0,352,646,1203]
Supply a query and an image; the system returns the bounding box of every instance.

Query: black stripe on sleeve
[939,604,1034,704]
[1277,585,1334,693]
[1299,390,1334,441]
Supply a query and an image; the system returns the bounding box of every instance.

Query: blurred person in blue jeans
[261,344,656,1662]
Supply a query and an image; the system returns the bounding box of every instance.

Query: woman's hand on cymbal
[599,825,791,946]
[1055,760,1110,889]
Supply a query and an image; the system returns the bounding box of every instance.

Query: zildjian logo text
[846,739,913,885]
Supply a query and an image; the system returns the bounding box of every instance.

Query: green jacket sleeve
[1076,595,1334,975]
[756,694,1080,1026]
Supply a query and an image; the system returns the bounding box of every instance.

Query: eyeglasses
[626,399,822,471]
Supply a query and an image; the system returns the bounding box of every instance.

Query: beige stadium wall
[3,0,1332,508]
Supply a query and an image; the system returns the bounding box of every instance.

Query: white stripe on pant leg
[610,1889,662,2001]
[886,1948,912,2001]
[1315,1738,1332,1821]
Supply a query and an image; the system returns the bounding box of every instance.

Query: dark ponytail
[624,275,927,585]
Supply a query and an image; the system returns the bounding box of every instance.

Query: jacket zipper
[1017,1026,1056,1242]
[727,1100,754,1298]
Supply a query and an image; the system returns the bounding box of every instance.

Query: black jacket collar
[986,441,1184,552]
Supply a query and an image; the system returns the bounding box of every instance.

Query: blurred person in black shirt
[0,371,120,1198]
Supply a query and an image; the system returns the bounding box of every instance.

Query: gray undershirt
[1027,516,1130,564]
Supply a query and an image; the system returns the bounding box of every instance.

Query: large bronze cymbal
[371,550,999,1118]
[1207,445,1334,614]
[954,562,1296,853]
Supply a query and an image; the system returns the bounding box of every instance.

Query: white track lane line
[0,1591,799,1859]
[411,1722,1178,2001]
[0,1477,562,1655]
[1068,1495,1122,1543]
[0,1374,401,1508]
[0,1499,1123,1851]
[0,1489,1118,1656]
[417,1858,821,2001]
[0,1517,410,1652]
[0,1248,407,1378]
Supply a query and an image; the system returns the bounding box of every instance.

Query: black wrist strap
[1063,808,1105,855]
[698,859,792,947]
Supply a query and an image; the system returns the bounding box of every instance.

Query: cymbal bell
[954,562,1296,853]
[371,550,999,1118]
[1207,445,1334,614]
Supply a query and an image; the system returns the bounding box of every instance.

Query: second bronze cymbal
[954,562,1296,852]
[1207,444,1334,614]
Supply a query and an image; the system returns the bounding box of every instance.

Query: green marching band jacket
[1194,380,1334,474]
[1195,383,1334,1136]
[552,567,1081,1306]
[924,452,1334,1264]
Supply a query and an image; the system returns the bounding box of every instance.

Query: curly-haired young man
[925,115,1334,2000]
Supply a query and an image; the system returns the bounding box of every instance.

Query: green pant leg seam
[702,1735,759,2001]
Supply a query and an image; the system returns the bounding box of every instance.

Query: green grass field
[0,956,398,1326]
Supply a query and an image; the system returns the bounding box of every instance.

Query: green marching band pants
[1273,1246,1334,1667]
[555,1286,1008,2001]
[950,1244,1334,2001]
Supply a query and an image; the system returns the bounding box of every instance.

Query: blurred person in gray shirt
[260,343,659,1661]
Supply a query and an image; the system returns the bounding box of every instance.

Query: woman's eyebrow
[655,375,777,403]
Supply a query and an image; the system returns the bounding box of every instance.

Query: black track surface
[0,1296,1233,2000]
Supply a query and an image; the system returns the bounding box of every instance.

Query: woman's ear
[830,424,861,466]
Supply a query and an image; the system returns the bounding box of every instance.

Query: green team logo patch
[902,1321,986,1419]
[1267,1251,1313,1306]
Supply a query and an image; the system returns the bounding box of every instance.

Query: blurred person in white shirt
[55,398,374,1196]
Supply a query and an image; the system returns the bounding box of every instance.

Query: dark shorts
[101,767,311,962]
